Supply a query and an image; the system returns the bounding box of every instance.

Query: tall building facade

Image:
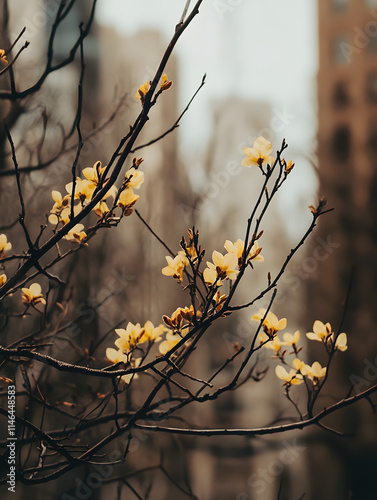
[309,1,377,499]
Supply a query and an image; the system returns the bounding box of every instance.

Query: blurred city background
[0,0,376,499]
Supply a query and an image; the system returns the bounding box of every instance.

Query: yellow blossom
[125,167,145,189]
[117,187,139,210]
[83,162,117,199]
[242,136,275,168]
[284,159,295,174]
[135,80,150,100]
[106,348,141,384]
[248,241,264,262]
[224,239,264,265]
[82,161,104,187]
[64,224,87,244]
[161,252,189,282]
[162,305,200,330]
[160,73,173,91]
[334,332,348,352]
[292,358,306,372]
[21,283,46,306]
[264,335,283,353]
[203,250,239,286]
[51,190,69,211]
[159,331,182,355]
[282,330,300,347]
[106,347,128,365]
[0,234,12,255]
[0,274,7,286]
[0,49,8,65]
[306,320,332,342]
[275,365,303,385]
[65,178,94,204]
[142,320,166,343]
[301,361,327,381]
[120,357,141,384]
[114,322,146,353]
[251,308,287,336]
[49,204,81,226]
[93,201,110,217]
[224,239,244,260]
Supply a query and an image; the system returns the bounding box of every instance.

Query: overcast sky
[96,0,319,236]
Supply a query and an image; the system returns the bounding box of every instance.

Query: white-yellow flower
[248,241,264,262]
[242,137,275,168]
[301,361,327,381]
[114,322,146,353]
[83,162,117,199]
[21,283,46,306]
[251,308,287,336]
[224,239,244,260]
[203,250,239,286]
[65,178,94,204]
[117,187,139,210]
[282,330,300,347]
[275,365,303,385]
[159,331,182,355]
[125,168,145,189]
[64,224,87,244]
[264,335,283,353]
[93,201,110,217]
[334,332,348,352]
[142,320,166,343]
[162,252,189,282]
[106,348,141,384]
[0,234,12,255]
[106,347,129,365]
[0,274,7,286]
[306,320,333,343]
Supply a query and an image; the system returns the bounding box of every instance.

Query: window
[334,82,349,108]
[368,122,377,153]
[332,126,351,161]
[333,0,349,11]
[367,74,377,103]
[334,35,351,64]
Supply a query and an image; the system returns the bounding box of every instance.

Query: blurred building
[308,1,377,498]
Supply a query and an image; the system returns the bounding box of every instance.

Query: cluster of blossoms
[241,136,294,174]
[48,160,144,243]
[161,238,263,287]
[106,321,165,383]
[0,234,12,286]
[0,234,46,308]
[135,73,173,103]
[106,305,201,384]
[251,309,348,388]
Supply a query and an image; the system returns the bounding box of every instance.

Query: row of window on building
[333,0,377,11]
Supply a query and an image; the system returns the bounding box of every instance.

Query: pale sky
[96,0,319,237]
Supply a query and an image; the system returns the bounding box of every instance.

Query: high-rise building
[308,1,377,498]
